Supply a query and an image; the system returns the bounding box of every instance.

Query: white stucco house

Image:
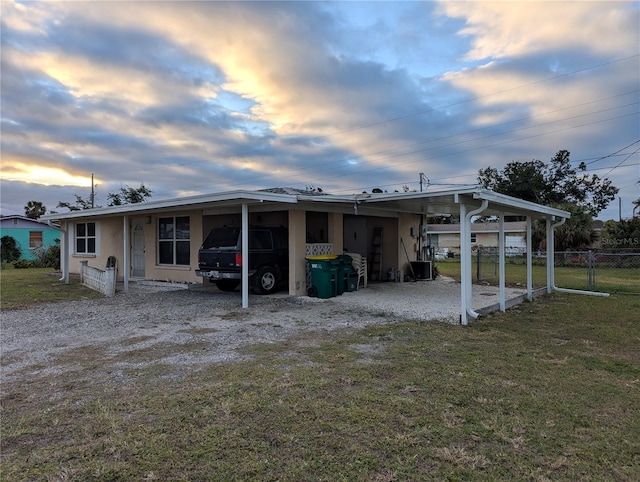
[41,186,573,324]
[426,221,528,256]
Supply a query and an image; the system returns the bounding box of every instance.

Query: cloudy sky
[1,1,638,221]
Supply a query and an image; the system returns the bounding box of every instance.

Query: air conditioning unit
[410,261,432,280]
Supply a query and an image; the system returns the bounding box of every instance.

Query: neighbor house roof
[0,215,60,228]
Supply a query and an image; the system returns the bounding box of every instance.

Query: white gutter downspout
[460,199,489,324]
[49,220,69,284]
[548,217,610,297]
[498,212,506,312]
[123,216,129,293]
[241,203,249,309]
[526,216,533,301]
[546,216,555,294]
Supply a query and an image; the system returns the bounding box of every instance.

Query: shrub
[31,241,61,269]
[13,260,33,269]
[1,236,21,264]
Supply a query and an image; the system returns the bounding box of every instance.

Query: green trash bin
[337,254,356,293]
[306,255,338,299]
[332,257,346,295]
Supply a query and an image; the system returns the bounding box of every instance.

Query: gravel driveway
[1,277,526,383]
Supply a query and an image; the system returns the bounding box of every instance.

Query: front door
[343,215,368,256]
[132,220,145,277]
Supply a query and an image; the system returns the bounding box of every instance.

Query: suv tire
[253,266,278,295]
[216,279,240,292]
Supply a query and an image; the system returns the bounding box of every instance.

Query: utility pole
[91,173,95,208]
[419,173,429,192]
[619,196,622,222]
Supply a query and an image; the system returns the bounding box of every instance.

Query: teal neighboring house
[0,215,60,261]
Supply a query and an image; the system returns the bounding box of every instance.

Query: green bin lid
[306,255,338,260]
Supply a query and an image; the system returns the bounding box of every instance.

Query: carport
[309,188,575,325]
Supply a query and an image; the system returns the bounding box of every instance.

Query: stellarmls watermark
[601,238,640,247]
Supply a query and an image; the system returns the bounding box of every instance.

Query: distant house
[426,221,527,255]
[0,215,60,261]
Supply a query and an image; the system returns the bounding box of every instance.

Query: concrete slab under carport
[185,276,531,325]
[330,277,531,324]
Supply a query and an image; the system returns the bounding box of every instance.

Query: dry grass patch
[1,293,639,481]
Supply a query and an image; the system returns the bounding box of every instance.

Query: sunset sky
[1,1,638,221]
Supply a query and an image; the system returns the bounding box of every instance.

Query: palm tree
[532,202,596,251]
[24,201,46,219]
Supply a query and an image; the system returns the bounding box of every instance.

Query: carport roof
[41,186,569,221]
[299,187,570,220]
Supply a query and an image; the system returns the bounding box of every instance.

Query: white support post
[546,216,553,294]
[241,203,249,309]
[459,200,489,324]
[526,216,532,301]
[498,212,505,312]
[123,215,129,293]
[459,202,468,325]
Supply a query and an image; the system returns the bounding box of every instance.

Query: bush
[31,242,61,269]
[1,236,21,264]
[13,260,33,269]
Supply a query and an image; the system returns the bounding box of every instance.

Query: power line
[581,139,640,166]
[90,54,640,180]
[600,149,640,178]
[181,99,639,194]
[284,111,640,191]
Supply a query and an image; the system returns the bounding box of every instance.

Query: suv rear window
[250,231,273,250]
[202,228,240,249]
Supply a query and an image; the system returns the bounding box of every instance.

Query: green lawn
[436,258,640,294]
[1,268,639,480]
[0,265,104,309]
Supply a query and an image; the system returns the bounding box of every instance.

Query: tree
[107,183,153,206]
[531,203,597,251]
[24,201,46,219]
[478,150,619,217]
[601,218,640,251]
[57,194,97,212]
[1,236,21,264]
[57,183,152,211]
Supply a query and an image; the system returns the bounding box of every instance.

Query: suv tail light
[235,253,242,266]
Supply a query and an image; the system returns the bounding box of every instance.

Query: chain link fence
[476,247,640,294]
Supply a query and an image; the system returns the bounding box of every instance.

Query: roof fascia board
[473,190,570,218]
[41,190,299,221]
[355,188,479,203]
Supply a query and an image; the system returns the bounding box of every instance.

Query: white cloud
[439,1,639,60]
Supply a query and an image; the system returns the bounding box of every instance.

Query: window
[250,231,273,250]
[29,231,43,249]
[158,216,190,265]
[76,222,96,254]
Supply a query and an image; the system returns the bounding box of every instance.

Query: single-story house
[41,187,576,324]
[0,215,60,261]
[426,221,527,256]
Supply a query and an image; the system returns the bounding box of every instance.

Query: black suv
[196,226,288,294]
